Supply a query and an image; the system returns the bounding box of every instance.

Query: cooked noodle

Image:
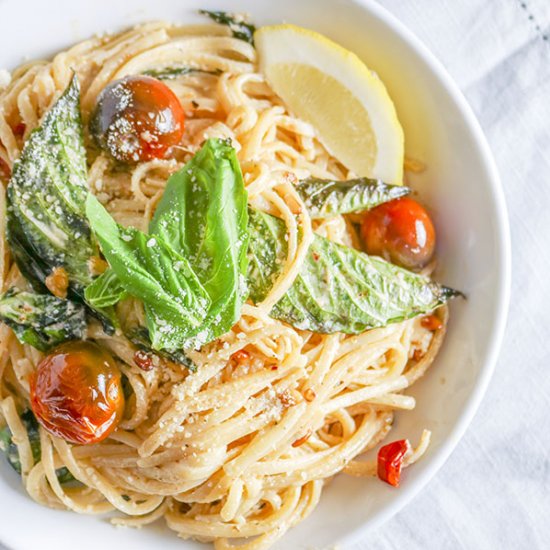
[0,22,446,550]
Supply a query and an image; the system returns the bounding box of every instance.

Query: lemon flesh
[255,24,404,184]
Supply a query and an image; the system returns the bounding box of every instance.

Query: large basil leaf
[0,289,86,352]
[248,210,458,333]
[5,75,116,332]
[86,195,211,350]
[0,410,74,482]
[6,75,97,299]
[87,139,249,350]
[296,177,409,218]
[150,138,249,344]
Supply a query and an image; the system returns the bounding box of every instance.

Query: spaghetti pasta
[0,21,447,550]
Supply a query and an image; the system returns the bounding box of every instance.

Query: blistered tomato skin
[30,341,124,445]
[91,75,185,163]
[361,197,436,270]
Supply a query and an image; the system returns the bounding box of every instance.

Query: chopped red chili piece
[377,439,411,487]
[134,350,154,371]
[421,314,443,331]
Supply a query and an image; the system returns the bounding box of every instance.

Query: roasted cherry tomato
[377,439,411,487]
[30,341,124,445]
[90,75,185,163]
[361,197,436,270]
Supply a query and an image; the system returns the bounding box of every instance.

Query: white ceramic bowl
[0,1,510,549]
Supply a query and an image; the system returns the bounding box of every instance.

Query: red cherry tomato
[30,341,124,445]
[91,75,185,163]
[361,197,436,270]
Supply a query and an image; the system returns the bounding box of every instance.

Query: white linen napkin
[352,1,550,548]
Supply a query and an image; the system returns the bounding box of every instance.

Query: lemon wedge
[255,24,404,184]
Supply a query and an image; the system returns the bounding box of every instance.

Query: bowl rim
[0,1,511,549]
[335,1,511,547]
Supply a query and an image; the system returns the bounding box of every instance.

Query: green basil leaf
[6,75,96,298]
[199,10,256,44]
[89,139,249,349]
[0,410,74,483]
[86,194,211,350]
[0,289,86,351]
[150,138,249,345]
[84,268,127,329]
[5,75,115,333]
[84,269,128,309]
[248,210,459,333]
[297,177,409,218]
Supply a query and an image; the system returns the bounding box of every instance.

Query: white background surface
[352,0,550,548]
[0,0,548,549]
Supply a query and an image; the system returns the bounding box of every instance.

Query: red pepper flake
[13,122,26,137]
[421,314,443,331]
[292,429,312,447]
[134,350,154,371]
[0,157,10,180]
[270,364,278,371]
[312,252,320,262]
[377,439,411,487]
